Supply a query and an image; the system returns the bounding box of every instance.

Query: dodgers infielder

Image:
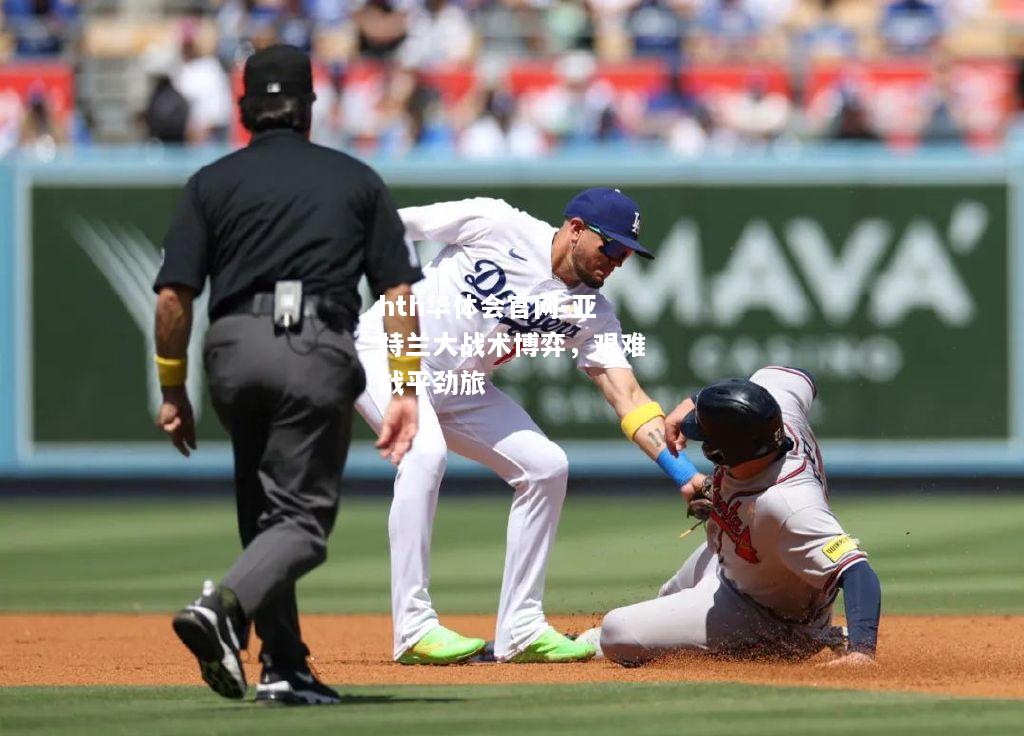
[354,189,700,664]
[591,366,882,665]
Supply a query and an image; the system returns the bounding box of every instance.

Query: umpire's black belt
[223,293,354,332]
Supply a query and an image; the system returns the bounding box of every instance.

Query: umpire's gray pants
[600,543,834,665]
[204,313,364,669]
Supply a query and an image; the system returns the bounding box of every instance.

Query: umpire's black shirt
[154,129,422,329]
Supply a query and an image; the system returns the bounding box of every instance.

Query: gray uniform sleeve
[750,366,816,418]
[777,504,869,595]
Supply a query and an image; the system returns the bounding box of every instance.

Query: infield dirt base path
[3,614,1023,699]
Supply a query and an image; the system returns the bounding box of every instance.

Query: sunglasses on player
[586,224,632,261]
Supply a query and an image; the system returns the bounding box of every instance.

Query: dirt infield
[3,614,1023,699]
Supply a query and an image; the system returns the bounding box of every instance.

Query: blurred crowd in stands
[0,0,1022,156]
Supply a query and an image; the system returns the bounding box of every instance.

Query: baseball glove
[687,474,714,521]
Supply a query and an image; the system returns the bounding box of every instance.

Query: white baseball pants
[354,333,569,661]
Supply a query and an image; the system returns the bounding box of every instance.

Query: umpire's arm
[154,285,197,456]
[363,171,424,465]
[153,173,207,457]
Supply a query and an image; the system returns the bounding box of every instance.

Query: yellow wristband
[155,355,187,387]
[620,401,664,440]
[388,354,421,384]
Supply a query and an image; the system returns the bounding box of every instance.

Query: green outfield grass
[2,492,1022,735]
[1,492,1022,615]
[2,682,1023,736]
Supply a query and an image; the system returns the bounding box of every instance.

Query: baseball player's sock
[509,627,597,664]
[396,625,486,665]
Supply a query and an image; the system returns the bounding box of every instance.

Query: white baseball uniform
[600,366,867,662]
[354,198,631,660]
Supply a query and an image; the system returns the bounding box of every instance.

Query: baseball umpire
[152,44,422,705]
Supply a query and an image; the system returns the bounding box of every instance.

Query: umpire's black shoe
[255,663,341,705]
[172,580,248,699]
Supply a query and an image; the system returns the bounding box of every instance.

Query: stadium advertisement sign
[5,164,1016,476]
[433,184,1008,442]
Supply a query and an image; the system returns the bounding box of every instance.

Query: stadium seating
[0,1,1020,152]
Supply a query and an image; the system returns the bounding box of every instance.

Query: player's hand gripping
[664,397,695,457]
[686,473,713,521]
[157,386,197,457]
[377,393,418,465]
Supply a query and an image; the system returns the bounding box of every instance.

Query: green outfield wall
[1,150,1021,478]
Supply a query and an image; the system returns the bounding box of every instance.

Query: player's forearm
[155,286,194,360]
[381,283,419,340]
[630,416,668,461]
[588,367,699,482]
[838,562,882,656]
[628,412,698,484]
[587,366,648,418]
[382,283,421,397]
[604,375,698,482]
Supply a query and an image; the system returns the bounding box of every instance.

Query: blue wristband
[656,448,697,486]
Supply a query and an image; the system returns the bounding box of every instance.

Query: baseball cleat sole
[172,607,247,699]
[397,643,485,665]
[255,680,341,705]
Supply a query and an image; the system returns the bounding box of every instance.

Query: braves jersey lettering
[709,494,760,564]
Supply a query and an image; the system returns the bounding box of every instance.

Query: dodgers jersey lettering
[706,366,868,622]
[359,198,630,375]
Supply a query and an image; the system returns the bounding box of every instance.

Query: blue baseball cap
[563,187,654,259]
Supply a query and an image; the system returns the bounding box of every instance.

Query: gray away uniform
[600,366,868,664]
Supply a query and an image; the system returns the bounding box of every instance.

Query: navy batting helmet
[680,379,792,467]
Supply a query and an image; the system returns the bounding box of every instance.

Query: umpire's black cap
[681,379,791,467]
[241,44,316,102]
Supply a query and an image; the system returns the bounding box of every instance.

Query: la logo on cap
[267,82,281,93]
[632,211,640,237]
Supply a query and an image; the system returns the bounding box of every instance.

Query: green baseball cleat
[509,627,597,664]
[397,626,486,665]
